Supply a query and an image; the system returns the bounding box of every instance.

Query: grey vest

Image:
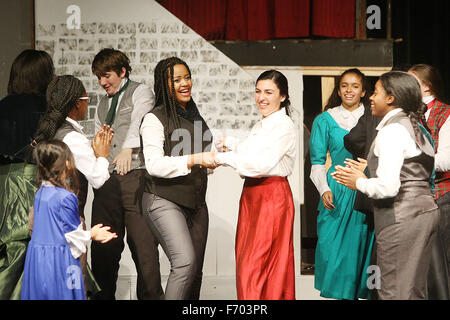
[368,111,438,233]
[54,120,88,219]
[96,80,145,173]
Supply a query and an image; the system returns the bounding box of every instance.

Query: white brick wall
[35,0,259,138]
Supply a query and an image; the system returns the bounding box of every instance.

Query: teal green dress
[309,111,375,300]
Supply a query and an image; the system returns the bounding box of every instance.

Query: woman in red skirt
[214,70,296,300]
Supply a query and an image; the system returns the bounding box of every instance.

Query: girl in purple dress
[21,140,117,300]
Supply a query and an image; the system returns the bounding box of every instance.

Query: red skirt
[236,176,295,300]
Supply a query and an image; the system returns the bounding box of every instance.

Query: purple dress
[21,184,86,300]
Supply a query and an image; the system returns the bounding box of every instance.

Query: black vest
[144,104,212,210]
[54,121,89,219]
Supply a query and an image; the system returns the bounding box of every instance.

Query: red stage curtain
[311,0,355,38]
[157,0,354,40]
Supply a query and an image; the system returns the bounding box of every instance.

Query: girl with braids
[332,71,439,299]
[32,75,113,298]
[21,140,117,300]
[408,64,450,300]
[140,57,216,300]
[309,68,375,300]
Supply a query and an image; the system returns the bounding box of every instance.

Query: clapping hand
[331,165,367,191]
[92,124,114,158]
[343,157,367,173]
[90,224,118,243]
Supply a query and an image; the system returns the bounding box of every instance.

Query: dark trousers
[91,170,163,300]
[427,192,450,299]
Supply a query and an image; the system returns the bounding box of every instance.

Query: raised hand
[90,223,118,243]
[92,124,114,158]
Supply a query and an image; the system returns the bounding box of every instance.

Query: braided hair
[33,75,86,143]
[153,57,193,152]
[379,71,431,144]
[34,139,79,194]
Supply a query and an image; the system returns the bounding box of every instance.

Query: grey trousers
[376,210,439,299]
[142,192,209,300]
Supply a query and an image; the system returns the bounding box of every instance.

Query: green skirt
[0,163,101,299]
[0,163,37,299]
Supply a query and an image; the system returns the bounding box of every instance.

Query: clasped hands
[188,152,220,170]
[92,124,114,158]
[331,157,368,191]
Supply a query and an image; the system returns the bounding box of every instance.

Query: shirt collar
[423,95,435,105]
[338,103,365,119]
[108,78,128,98]
[261,108,287,128]
[65,117,84,133]
[376,108,403,131]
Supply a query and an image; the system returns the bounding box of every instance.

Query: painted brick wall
[35,2,259,139]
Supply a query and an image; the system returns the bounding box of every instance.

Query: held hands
[188,152,220,170]
[113,148,133,176]
[92,124,114,158]
[331,158,368,191]
[90,224,118,243]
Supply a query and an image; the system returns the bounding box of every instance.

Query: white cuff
[64,223,91,259]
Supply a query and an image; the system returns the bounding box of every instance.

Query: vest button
[113,144,117,148]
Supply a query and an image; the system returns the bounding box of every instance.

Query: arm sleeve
[356,124,407,199]
[215,123,296,177]
[140,113,190,178]
[63,131,110,189]
[60,193,91,259]
[309,115,331,195]
[122,84,155,149]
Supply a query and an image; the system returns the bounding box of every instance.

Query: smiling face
[96,67,126,96]
[169,64,192,108]
[337,73,366,110]
[370,80,395,118]
[254,79,286,118]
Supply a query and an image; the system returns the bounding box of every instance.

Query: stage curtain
[311,0,355,38]
[157,0,354,40]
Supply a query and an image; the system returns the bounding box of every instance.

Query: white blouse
[310,104,364,196]
[63,117,110,189]
[215,108,296,178]
[356,108,422,199]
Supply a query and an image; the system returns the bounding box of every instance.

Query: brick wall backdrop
[36,13,259,138]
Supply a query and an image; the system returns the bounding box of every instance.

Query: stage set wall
[34,0,314,299]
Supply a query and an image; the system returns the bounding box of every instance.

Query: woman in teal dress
[309,69,375,299]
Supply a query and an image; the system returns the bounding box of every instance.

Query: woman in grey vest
[332,71,439,299]
[140,57,216,300]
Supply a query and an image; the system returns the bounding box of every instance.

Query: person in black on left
[0,49,54,299]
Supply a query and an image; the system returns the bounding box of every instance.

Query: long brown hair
[408,64,447,103]
[34,140,79,194]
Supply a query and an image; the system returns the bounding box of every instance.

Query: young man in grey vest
[91,48,162,300]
